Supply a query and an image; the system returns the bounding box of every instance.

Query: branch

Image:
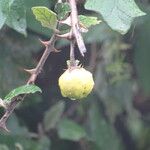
[0,33,58,131]
[0,0,87,132]
[68,0,87,56]
[69,38,76,66]
[27,34,57,84]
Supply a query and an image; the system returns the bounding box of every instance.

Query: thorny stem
[0,0,85,132]
[0,33,57,131]
[27,34,57,84]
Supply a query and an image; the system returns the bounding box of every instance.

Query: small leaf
[4,84,42,101]
[57,118,86,141]
[85,0,146,34]
[79,15,101,28]
[55,2,71,20]
[32,6,57,30]
[44,101,65,131]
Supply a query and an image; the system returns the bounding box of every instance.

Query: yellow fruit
[58,67,94,100]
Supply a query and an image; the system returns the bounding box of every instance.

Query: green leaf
[44,101,65,131]
[0,114,50,150]
[0,135,51,150]
[0,145,9,150]
[4,84,42,101]
[0,32,42,98]
[32,6,57,30]
[85,0,146,34]
[7,114,28,136]
[54,2,71,20]
[87,103,123,150]
[36,136,51,150]
[57,118,86,141]
[79,15,101,28]
[24,0,52,37]
[6,0,27,35]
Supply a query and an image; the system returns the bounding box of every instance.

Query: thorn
[79,23,88,33]
[0,123,10,132]
[56,32,72,40]
[24,68,36,74]
[52,47,61,53]
[59,16,71,26]
[3,125,10,132]
[54,29,60,34]
[39,39,49,46]
[0,98,7,109]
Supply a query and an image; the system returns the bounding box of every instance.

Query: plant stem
[70,39,76,66]
[0,0,87,132]
[68,0,86,56]
[0,33,57,131]
[27,34,57,84]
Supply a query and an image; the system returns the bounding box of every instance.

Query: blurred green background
[0,0,150,150]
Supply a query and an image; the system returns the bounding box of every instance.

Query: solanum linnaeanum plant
[58,60,94,100]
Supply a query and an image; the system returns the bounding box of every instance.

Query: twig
[27,34,57,84]
[0,33,58,131]
[68,0,87,56]
[0,0,86,132]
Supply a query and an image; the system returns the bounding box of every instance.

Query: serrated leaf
[24,0,52,37]
[6,0,27,35]
[85,0,146,34]
[32,6,57,30]
[55,2,71,20]
[4,84,42,101]
[57,118,86,141]
[44,101,65,131]
[79,15,101,28]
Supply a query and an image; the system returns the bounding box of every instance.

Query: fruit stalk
[70,40,76,67]
[68,0,87,57]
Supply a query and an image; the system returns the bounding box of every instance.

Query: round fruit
[58,67,94,100]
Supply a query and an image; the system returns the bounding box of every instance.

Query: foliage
[57,118,86,141]
[85,0,146,34]
[4,84,42,101]
[32,7,57,30]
